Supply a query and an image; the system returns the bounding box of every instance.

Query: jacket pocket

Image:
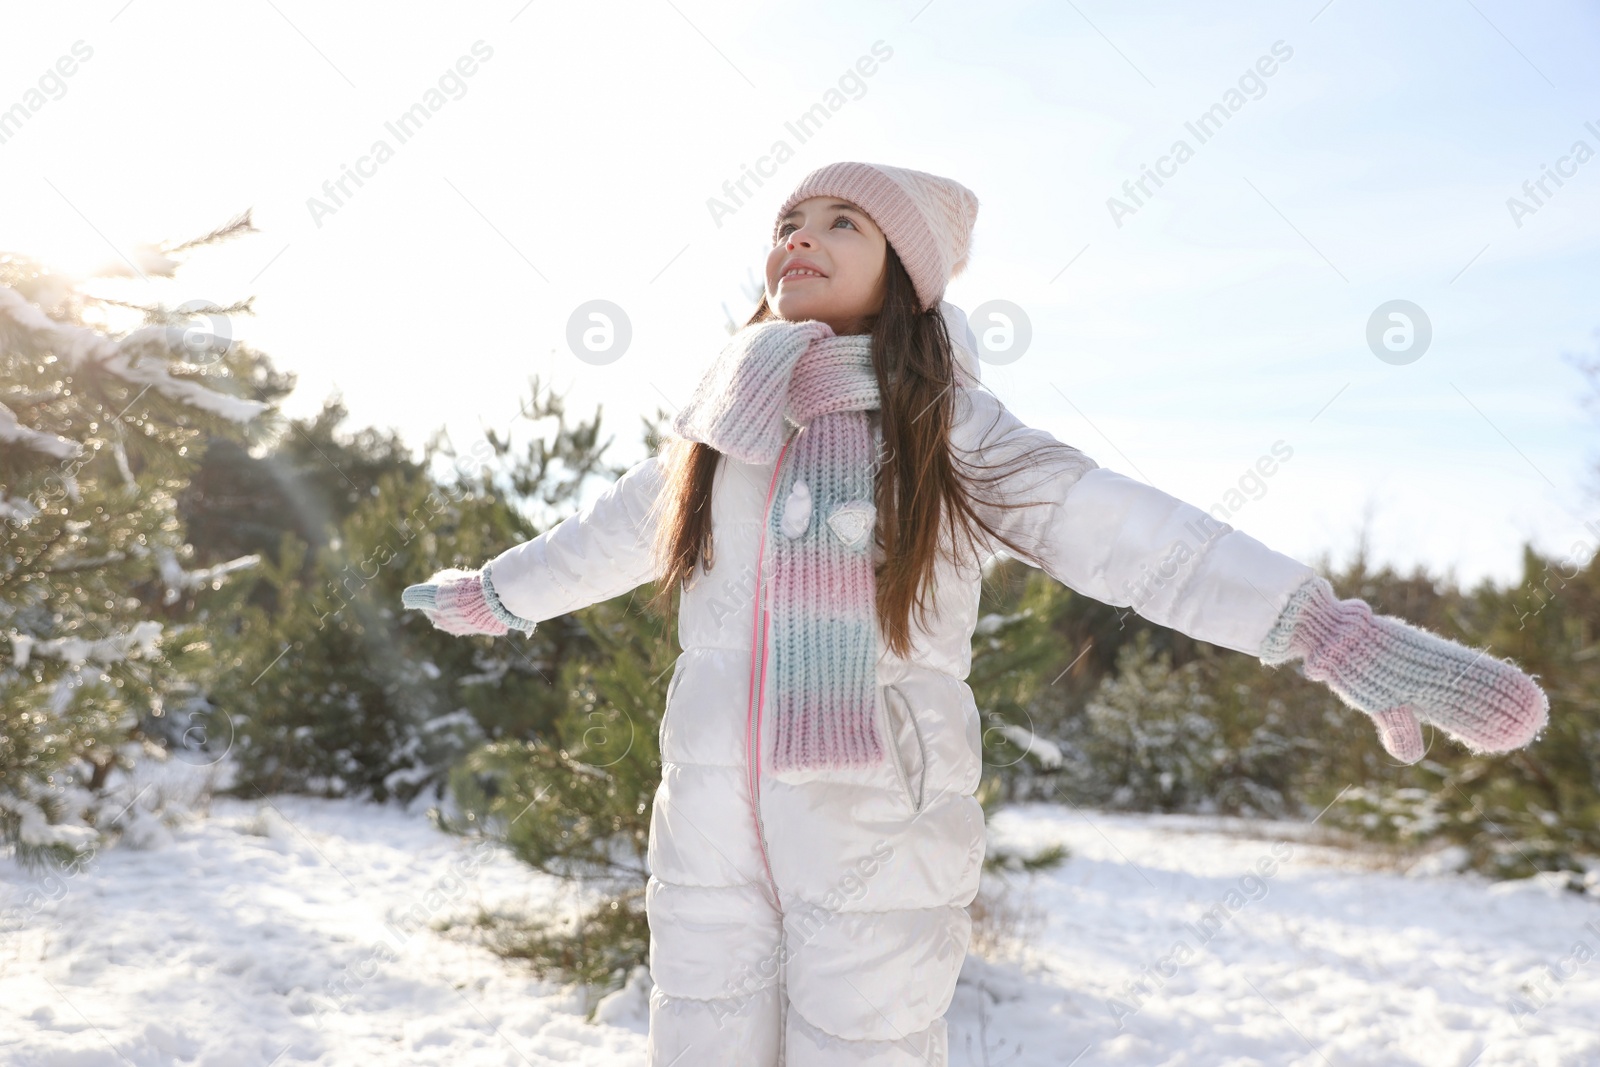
[881,682,929,814]
[658,656,687,756]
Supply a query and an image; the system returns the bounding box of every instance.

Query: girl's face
[766,196,887,335]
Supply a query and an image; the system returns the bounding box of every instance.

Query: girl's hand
[1261,575,1548,764]
[401,566,536,637]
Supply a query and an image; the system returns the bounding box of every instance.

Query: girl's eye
[777,216,856,240]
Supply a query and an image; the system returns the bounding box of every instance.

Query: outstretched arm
[401,453,666,636]
[952,385,1549,764]
[951,386,1316,656]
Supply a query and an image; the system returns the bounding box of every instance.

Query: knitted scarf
[672,318,885,773]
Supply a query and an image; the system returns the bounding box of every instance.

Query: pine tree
[969,555,1093,804]
[0,213,278,863]
[179,393,424,573]
[443,579,676,1004]
[1319,543,1600,880]
[205,376,646,803]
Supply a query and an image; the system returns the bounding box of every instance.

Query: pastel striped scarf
[672,318,885,772]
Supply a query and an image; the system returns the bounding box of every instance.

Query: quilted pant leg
[646,760,785,1065]
[762,675,988,1067]
[780,901,971,1065]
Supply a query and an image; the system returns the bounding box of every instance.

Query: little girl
[403,162,1550,1066]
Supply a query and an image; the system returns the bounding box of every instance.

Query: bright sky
[4,0,1598,590]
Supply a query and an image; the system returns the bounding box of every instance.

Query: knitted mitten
[1259,575,1548,764]
[401,564,536,637]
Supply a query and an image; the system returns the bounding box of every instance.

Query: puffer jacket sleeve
[951,386,1317,657]
[482,453,667,625]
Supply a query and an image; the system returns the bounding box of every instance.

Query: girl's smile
[778,258,828,283]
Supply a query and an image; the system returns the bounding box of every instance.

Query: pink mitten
[1260,576,1548,764]
[401,566,535,637]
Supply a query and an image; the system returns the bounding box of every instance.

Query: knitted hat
[771,162,980,313]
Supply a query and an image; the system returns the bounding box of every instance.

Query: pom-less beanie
[771,162,980,313]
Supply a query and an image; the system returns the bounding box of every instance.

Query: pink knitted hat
[771,162,980,313]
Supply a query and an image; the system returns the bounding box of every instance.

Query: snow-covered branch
[0,791,98,847]
[0,285,270,425]
[154,548,261,605]
[996,722,1065,769]
[0,400,81,460]
[10,620,163,670]
[91,242,181,280]
[0,491,41,523]
[42,552,129,574]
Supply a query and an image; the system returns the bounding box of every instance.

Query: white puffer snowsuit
[484,314,1317,1065]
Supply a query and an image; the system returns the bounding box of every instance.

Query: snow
[3,793,1597,1065]
[12,620,164,670]
[154,547,261,605]
[966,804,1600,1066]
[1,790,648,1067]
[0,797,99,851]
[974,609,1031,637]
[0,489,42,523]
[0,399,81,459]
[93,242,183,280]
[995,723,1065,769]
[0,285,270,426]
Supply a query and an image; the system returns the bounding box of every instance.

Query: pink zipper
[746,436,790,902]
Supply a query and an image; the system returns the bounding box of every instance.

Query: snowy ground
[3,781,1598,1066]
[965,803,1600,1067]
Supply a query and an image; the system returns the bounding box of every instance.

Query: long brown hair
[642,243,1083,657]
